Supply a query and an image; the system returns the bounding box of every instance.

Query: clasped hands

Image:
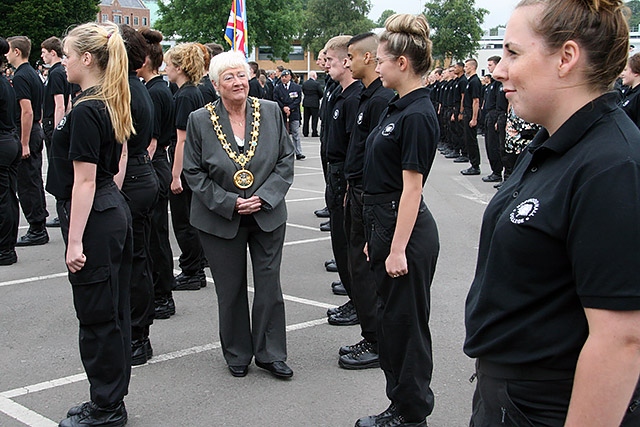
[236,195,262,215]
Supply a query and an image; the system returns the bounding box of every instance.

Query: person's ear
[557,40,580,78]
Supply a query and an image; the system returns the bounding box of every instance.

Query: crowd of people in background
[3,0,640,425]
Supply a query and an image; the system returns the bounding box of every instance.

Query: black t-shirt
[344,78,394,181]
[146,75,175,150]
[174,83,204,131]
[326,80,362,164]
[462,74,481,111]
[128,74,154,157]
[12,62,44,124]
[46,90,121,200]
[620,84,640,129]
[43,62,69,120]
[451,75,467,108]
[0,76,16,131]
[363,87,439,194]
[198,75,218,105]
[464,93,640,371]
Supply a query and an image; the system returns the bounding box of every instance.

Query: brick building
[98,0,150,29]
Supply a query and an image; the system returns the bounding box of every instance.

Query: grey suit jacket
[183,98,294,239]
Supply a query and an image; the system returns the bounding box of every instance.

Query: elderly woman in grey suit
[183,51,295,379]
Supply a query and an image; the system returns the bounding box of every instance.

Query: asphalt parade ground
[0,135,497,427]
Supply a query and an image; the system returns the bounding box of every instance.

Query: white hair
[209,51,251,85]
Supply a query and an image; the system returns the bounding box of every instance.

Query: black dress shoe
[16,229,49,246]
[444,151,460,159]
[314,207,330,218]
[482,173,502,183]
[46,217,61,227]
[332,282,348,296]
[461,167,481,176]
[173,270,206,290]
[154,295,176,319]
[339,341,380,370]
[61,401,127,427]
[296,154,306,160]
[228,365,248,377]
[325,260,338,272]
[327,299,353,317]
[328,303,359,325]
[453,156,470,163]
[355,403,397,427]
[320,221,331,232]
[255,360,293,378]
[131,338,149,366]
[339,338,367,356]
[0,249,17,266]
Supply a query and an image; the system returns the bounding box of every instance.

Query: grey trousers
[199,222,287,366]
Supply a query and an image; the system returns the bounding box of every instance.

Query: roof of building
[100,0,148,9]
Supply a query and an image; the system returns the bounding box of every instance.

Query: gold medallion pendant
[233,169,254,189]
[206,97,261,189]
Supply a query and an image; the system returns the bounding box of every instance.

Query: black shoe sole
[255,361,293,378]
[338,359,380,370]
[327,317,359,326]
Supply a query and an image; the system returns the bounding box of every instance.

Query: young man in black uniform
[460,58,482,176]
[339,32,394,368]
[323,35,363,323]
[40,36,69,229]
[6,36,48,246]
[450,63,468,164]
[0,38,21,265]
[481,56,503,183]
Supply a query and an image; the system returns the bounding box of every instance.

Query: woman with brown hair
[465,1,640,425]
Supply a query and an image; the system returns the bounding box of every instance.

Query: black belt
[477,359,574,381]
[327,162,344,173]
[127,154,151,166]
[362,191,402,205]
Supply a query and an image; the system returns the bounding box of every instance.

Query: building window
[258,45,304,61]
[142,17,148,26]
[102,14,108,22]
[113,14,122,24]
[125,16,129,24]
[134,16,139,26]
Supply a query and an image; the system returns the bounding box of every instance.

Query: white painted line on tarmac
[294,166,324,171]
[0,396,57,427]
[293,172,325,177]
[452,176,491,205]
[286,223,324,232]
[0,273,67,288]
[285,197,325,203]
[283,236,331,247]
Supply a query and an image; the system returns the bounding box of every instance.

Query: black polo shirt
[0,76,16,131]
[363,87,439,194]
[174,83,204,131]
[43,62,69,120]
[326,80,362,164]
[198,75,218,105]
[128,73,154,157]
[462,74,481,111]
[620,84,640,129]
[451,75,467,110]
[344,78,394,181]
[496,83,507,114]
[12,62,43,124]
[146,75,175,149]
[464,93,640,371]
[483,80,498,112]
[320,79,341,145]
[442,79,454,108]
[46,90,121,200]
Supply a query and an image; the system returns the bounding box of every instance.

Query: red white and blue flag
[224,0,247,57]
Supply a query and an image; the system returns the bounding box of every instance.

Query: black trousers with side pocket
[58,182,133,407]
[363,196,439,422]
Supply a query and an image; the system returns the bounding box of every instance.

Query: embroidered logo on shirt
[510,198,539,224]
[56,116,67,131]
[357,112,363,125]
[381,123,395,136]
[623,99,630,107]
[333,109,340,120]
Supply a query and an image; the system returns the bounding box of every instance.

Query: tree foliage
[424,0,488,62]
[376,9,396,27]
[301,0,375,53]
[0,0,100,64]
[155,0,303,61]
[628,0,640,32]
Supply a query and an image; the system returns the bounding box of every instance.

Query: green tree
[628,0,640,32]
[155,0,303,61]
[0,0,100,64]
[302,0,375,53]
[376,9,396,27]
[424,0,488,62]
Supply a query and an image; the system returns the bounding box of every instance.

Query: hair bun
[139,27,163,44]
[384,14,430,39]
